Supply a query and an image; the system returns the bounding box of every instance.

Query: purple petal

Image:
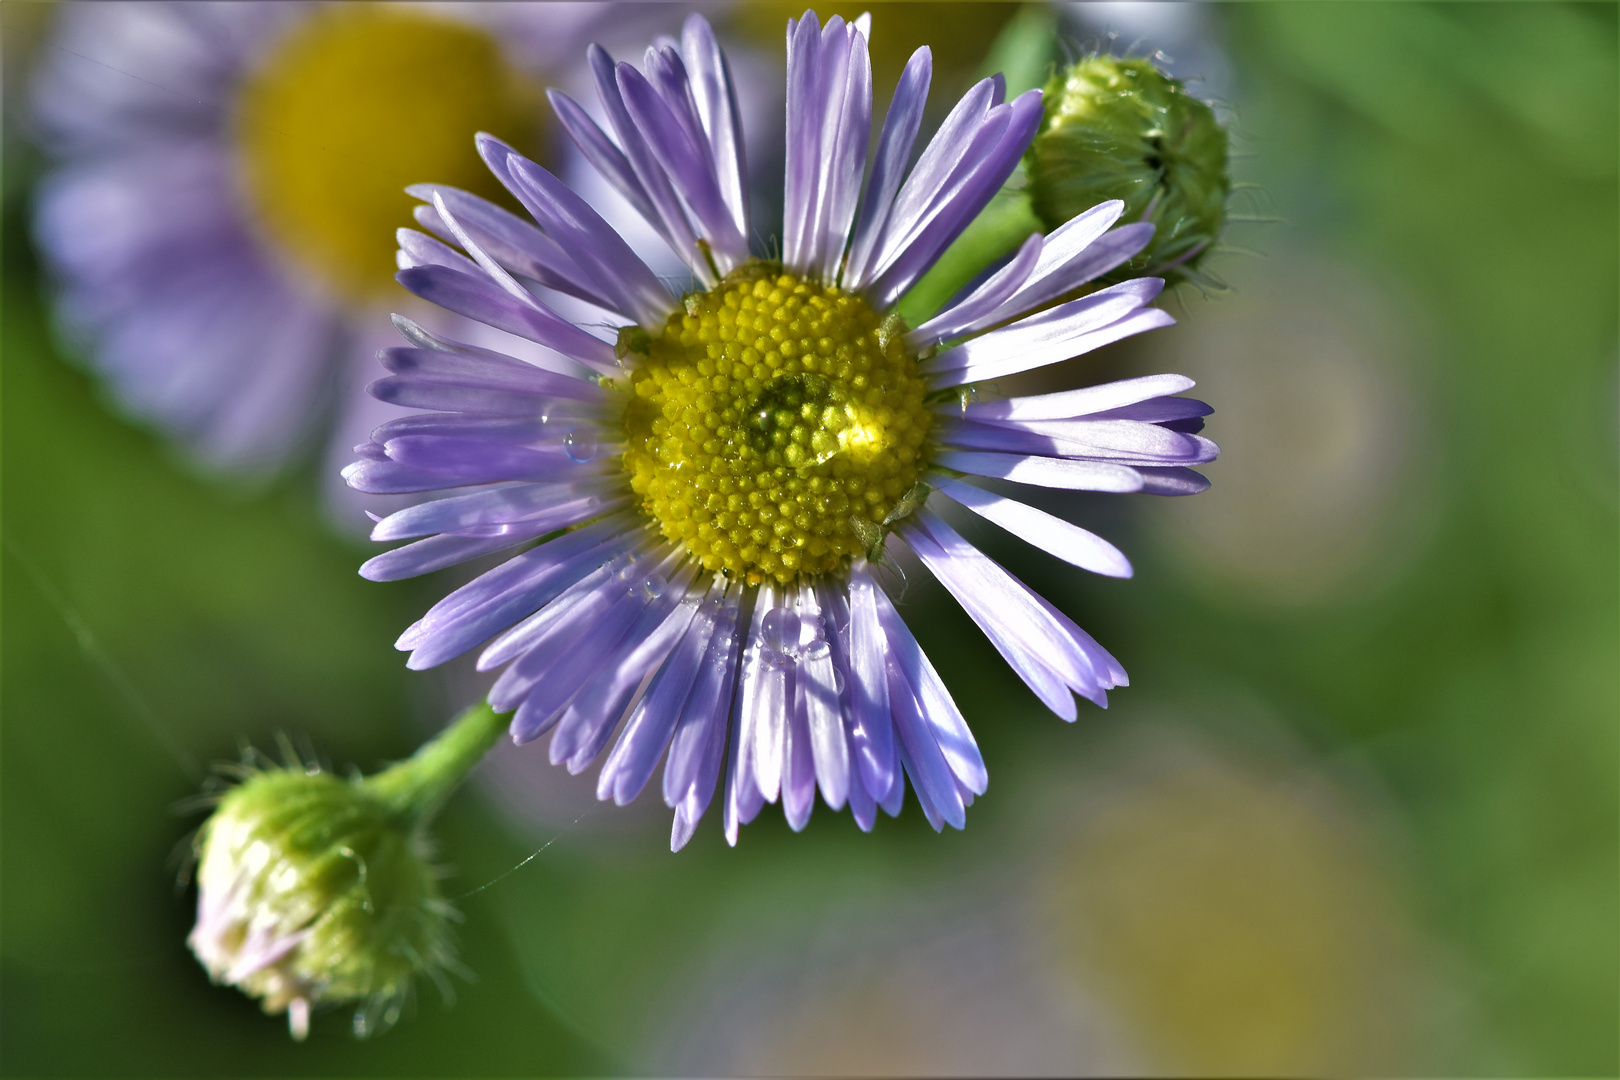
[387,313,588,381]
[400,517,643,668]
[845,560,896,800]
[1136,466,1213,496]
[1089,396,1213,424]
[815,29,871,282]
[993,222,1156,324]
[985,418,1218,464]
[909,231,1042,346]
[923,279,1167,383]
[477,548,642,672]
[642,44,710,167]
[381,436,611,486]
[681,15,750,240]
[377,346,608,402]
[929,477,1133,578]
[663,586,742,805]
[724,596,769,846]
[783,674,817,830]
[358,531,547,582]
[344,458,468,495]
[496,154,677,329]
[370,477,623,541]
[932,451,1144,492]
[781,12,825,276]
[409,188,615,315]
[954,373,1195,422]
[492,551,675,732]
[897,523,1078,720]
[845,737,878,832]
[878,757,906,817]
[887,663,964,830]
[665,593,743,849]
[583,47,712,284]
[909,508,1120,708]
[546,89,670,253]
[795,585,851,810]
[844,46,932,288]
[871,585,986,795]
[616,61,749,272]
[866,90,1044,307]
[395,264,617,374]
[552,565,701,773]
[602,585,724,805]
[784,15,872,281]
[742,586,795,803]
[936,416,1218,467]
[395,227,478,276]
[368,412,576,445]
[863,75,999,280]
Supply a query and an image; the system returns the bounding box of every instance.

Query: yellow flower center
[623,264,933,586]
[234,7,543,301]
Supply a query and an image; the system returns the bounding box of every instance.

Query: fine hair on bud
[1025,54,1230,286]
[187,755,457,1040]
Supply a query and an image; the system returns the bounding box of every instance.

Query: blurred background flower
[2,1,1614,1073]
[25,1,672,527]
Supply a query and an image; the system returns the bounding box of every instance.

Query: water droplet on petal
[565,427,597,463]
[760,607,801,654]
[804,640,831,663]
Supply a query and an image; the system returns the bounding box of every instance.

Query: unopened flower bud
[188,765,453,1039]
[1025,55,1229,283]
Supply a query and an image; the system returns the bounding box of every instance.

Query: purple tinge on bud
[188,765,453,1039]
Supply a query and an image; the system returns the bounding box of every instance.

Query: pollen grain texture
[623,264,932,586]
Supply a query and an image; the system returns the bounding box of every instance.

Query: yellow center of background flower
[623,264,932,586]
[235,8,543,301]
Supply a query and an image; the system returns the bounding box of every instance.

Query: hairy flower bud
[1025,55,1230,284]
[188,765,454,1039]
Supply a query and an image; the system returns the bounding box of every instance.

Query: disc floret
[623,263,932,585]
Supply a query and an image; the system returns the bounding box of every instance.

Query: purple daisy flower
[350,11,1218,850]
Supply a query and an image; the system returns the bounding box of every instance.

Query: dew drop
[564,427,597,463]
[760,607,801,654]
[804,639,832,663]
[641,573,666,602]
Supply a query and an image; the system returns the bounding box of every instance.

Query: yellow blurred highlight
[235,6,544,301]
[1042,742,1437,1074]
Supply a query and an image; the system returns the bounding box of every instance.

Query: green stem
[894,187,1044,328]
[362,701,509,823]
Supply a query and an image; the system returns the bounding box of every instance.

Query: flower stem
[362,701,509,823]
[894,187,1043,327]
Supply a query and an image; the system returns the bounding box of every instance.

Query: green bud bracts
[188,765,453,1039]
[1026,56,1229,283]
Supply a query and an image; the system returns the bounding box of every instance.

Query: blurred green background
[3,2,1615,1075]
